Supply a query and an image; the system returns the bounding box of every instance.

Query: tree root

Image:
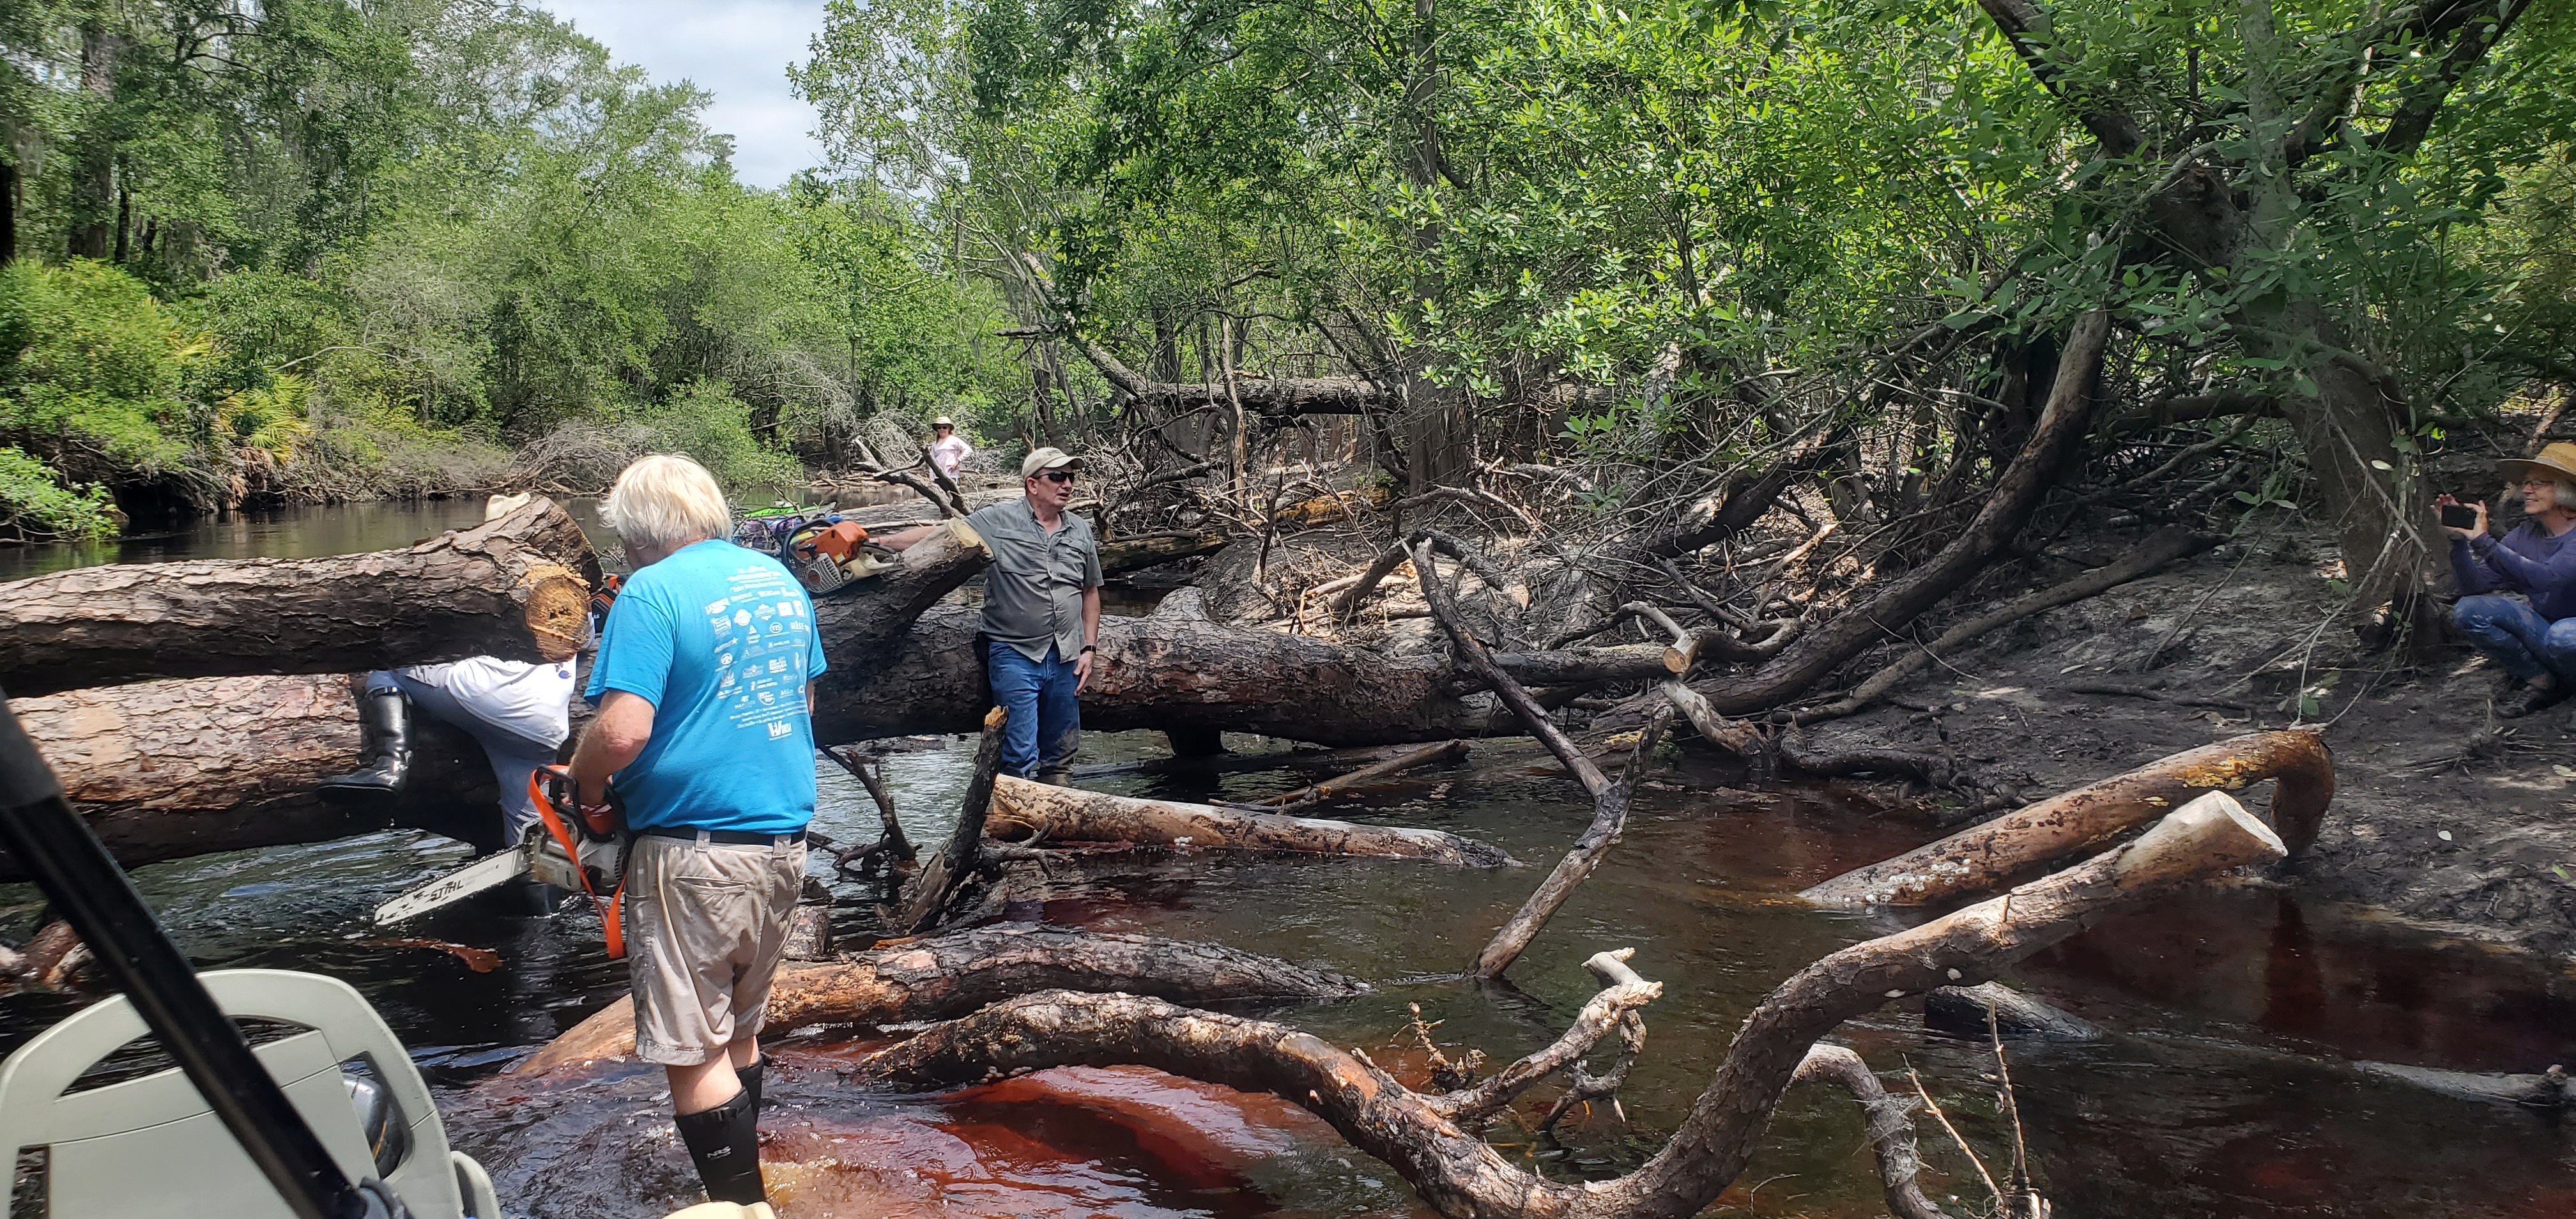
[839,795,2284,1219]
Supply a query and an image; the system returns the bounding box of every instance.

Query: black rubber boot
[736,1057,765,1112]
[317,688,413,804]
[673,1092,766,1205]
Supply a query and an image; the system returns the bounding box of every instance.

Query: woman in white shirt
[929,415,974,480]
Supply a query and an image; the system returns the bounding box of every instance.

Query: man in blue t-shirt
[567,455,825,1209]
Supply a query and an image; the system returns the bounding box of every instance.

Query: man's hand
[1075,648,1095,692]
[875,525,936,552]
[570,690,655,806]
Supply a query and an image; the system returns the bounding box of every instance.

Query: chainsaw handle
[533,765,620,839]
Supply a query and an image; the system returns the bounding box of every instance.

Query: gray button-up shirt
[965,498,1103,662]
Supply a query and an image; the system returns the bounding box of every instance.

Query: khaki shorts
[623,832,808,1067]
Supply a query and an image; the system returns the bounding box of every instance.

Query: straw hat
[2497,441,2576,486]
[932,415,954,428]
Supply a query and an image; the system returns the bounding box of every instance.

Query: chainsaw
[374,767,627,951]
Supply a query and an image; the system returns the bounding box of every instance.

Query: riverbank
[1786,520,2576,960]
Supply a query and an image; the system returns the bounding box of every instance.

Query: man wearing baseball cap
[2439,440,2576,717]
[882,447,1101,776]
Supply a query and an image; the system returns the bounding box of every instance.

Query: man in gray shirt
[885,447,1102,778]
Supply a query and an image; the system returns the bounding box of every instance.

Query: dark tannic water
[3,502,2573,1218]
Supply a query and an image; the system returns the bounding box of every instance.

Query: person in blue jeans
[2441,441,2576,717]
[884,446,1103,778]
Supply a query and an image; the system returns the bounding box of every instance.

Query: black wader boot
[673,1090,766,1205]
[737,1057,765,1112]
[316,687,413,805]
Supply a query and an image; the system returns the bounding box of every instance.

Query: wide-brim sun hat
[2497,441,2576,486]
[933,415,954,427]
[1020,447,1083,479]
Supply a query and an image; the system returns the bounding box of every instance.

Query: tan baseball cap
[1021,447,1082,479]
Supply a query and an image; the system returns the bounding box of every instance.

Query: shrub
[629,379,805,494]
[0,446,120,542]
[0,260,206,483]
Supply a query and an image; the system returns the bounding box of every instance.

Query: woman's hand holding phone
[2435,494,2488,539]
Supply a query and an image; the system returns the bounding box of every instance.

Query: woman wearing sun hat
[2440,440,2576,717]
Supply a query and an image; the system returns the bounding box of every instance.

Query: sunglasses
[1037,470,1077,484]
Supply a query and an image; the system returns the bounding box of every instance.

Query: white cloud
[534,0,829,189]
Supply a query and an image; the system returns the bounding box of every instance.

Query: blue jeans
[985,641,1082,778]
[2452,595,2576,684]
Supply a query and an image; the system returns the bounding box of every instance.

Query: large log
[1799,730,2333,907]
[507,924,1372,1077]
[1,522,993,877]
[0,497,598,698]
[811,604,1491,746]
[985,774,1516,865]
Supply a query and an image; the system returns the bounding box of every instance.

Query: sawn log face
[0,497,598,698]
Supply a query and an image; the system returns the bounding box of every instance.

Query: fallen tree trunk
[507,924,1372,1077]
[985,774,1516,865]
[842,793,2285,1219]
[1099,531,1230,574]
[1800,732,2333,907]
[3,523,992,877]
[813,603,1491,746]
[0,497,597,698]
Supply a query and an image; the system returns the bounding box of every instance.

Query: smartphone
[2441,503,2480,530]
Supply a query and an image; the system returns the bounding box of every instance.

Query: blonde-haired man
[571,454,825,1206]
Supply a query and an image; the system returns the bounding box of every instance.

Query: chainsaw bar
[373,845,533,924]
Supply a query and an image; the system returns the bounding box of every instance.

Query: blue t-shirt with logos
[585,539,828,834]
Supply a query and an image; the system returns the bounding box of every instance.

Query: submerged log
[1922,981,2101,1042]
[985,775,1516,865]
[842,794,2285,1219]
[1800,732,2333,907]
[3,523,993,876]
[507,924,1372,1077]
[0,496,597,698]
[1256,739,1469,808]
[2353,1061,2575,1110]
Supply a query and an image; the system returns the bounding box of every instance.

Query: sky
[535,0,831,188]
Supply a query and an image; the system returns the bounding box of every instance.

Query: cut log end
[2113,790,2285,885]
[521,565,591,662]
